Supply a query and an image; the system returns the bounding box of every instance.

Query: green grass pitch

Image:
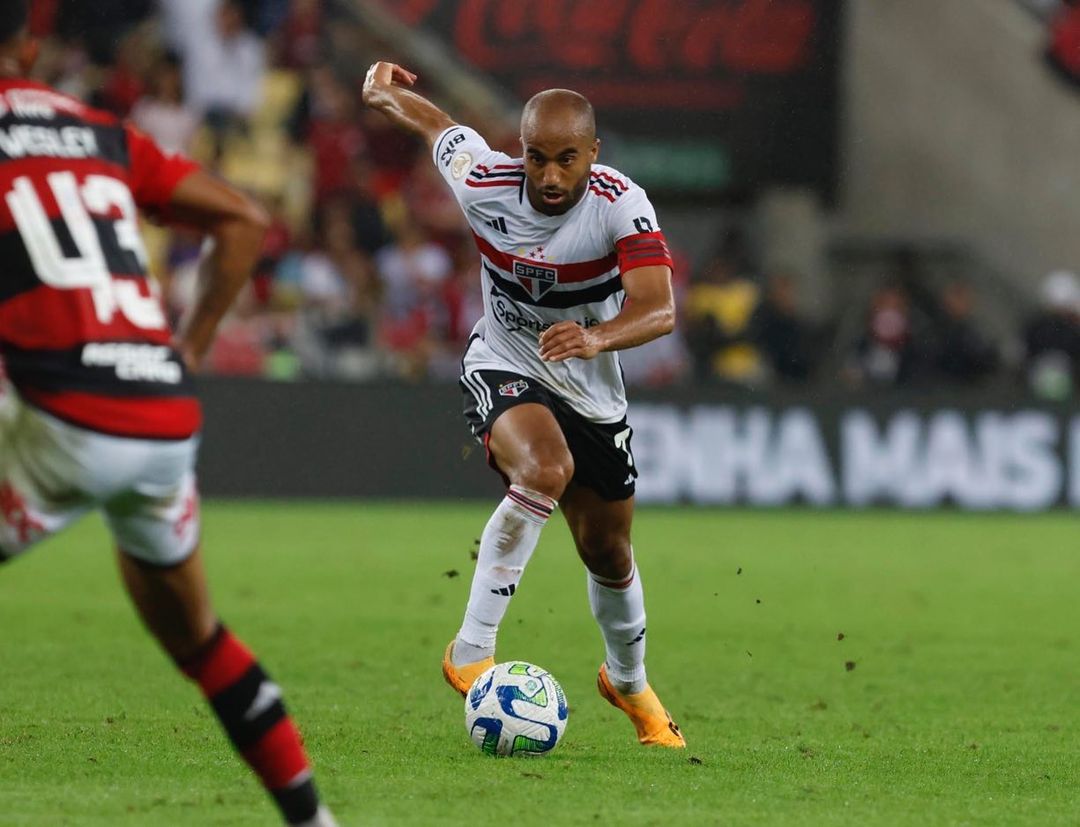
[1,503,1078,825]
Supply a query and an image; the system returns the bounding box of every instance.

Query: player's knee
[578,533,632,578]
[515,451,574,499]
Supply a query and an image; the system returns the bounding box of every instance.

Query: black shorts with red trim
[460,369,637,502]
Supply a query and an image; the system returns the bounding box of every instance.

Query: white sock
[453,485,556,665]
[588,556,647,694]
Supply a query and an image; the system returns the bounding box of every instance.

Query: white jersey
[433,125,673,423]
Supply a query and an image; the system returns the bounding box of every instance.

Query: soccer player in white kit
[0,4,337,822]
[363,62,685,747]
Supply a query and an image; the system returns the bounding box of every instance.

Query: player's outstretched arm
[539,265,675,362]
[166,172,269,371]
[361,60,456,148]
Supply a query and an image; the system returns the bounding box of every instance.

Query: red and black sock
[179,625,320,825]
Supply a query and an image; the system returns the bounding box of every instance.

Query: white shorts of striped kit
[0,383,200,567]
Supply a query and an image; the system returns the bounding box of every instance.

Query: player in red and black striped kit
[0,5,336,824]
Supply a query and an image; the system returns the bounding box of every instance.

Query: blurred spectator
[374,220,454,378]
[159,0,218,55]
[92,31,148,117]
[180,0,267,157]
[273,0,324,69]
[55,0,154,65]
[1046,1,1080,87]
[684,251,763,384]
[292,66,369,204]
[928,280,1000,384]
[440,237,484,348]
[342,161,392,256]
[278,204,380,378]
[403,156,469,244]
[1023,270,1080,398]
[749,272,815,382]
[844,283,920,386]
[131,53,200,155]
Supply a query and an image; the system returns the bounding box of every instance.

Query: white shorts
[0,386,200,566]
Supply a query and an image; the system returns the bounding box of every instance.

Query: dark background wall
[197,379,1080,510]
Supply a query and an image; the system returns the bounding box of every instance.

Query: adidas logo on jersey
[486,216,508,234]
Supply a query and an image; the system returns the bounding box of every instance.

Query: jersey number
[5,172,164,329]
[614,427,634,468]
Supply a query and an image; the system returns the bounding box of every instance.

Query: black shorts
[460,370,637,501]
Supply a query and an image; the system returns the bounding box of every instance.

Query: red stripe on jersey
[615,232,673,274]
[588,185,616,202]
[465,178,522,188]
[0,285,172,350]
[471,232,617,284]
[475,163,524,172]
[20,387,202,439]
[593,171,628,192]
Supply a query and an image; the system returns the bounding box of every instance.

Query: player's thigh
[0,402,92,561]
[553,402,638,502]
[103,436,201,568]
[461,370,572,479]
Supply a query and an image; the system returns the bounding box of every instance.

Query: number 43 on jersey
[6,171,166,330]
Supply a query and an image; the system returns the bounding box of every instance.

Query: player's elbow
[235,194,271,236]
[214,193,270,248]
[656,304,676,337]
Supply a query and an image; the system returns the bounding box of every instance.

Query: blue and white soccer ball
[464,662,568,756]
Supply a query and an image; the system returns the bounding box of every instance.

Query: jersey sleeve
[608,184,675,275]
[431,124,518,206]
[124,124,200,211]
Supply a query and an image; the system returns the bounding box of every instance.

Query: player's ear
[17,37,39,75]
[591,138,600,162]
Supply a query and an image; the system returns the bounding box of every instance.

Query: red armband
[615,231,674,274]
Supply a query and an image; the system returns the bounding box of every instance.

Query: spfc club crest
[498,379,529,398]
[512,260,557,300]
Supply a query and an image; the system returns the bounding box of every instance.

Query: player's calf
[178,625,333,825]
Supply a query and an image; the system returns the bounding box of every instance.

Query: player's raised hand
[362,61,417,105]
[539,320,602,362]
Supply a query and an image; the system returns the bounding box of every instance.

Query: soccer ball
[464,662,568,756]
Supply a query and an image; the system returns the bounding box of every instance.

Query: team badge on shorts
[498,379,529,398]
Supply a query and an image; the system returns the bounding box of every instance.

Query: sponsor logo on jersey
[451,151,472,179]
[498,379,529,398]
[512,260,557,300]
[491,286,599,336]
[81,343,183,384]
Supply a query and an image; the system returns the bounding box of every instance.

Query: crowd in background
[23,0,1080,398]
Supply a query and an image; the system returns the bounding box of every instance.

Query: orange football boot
[597,663,686,748]
[442,640,495,697]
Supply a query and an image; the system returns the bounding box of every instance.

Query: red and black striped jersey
[0,79,201,439]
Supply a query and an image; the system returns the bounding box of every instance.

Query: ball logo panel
[464,662,567,756]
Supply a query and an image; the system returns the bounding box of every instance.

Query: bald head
[521,89,596,144]
[519,89,599,216]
